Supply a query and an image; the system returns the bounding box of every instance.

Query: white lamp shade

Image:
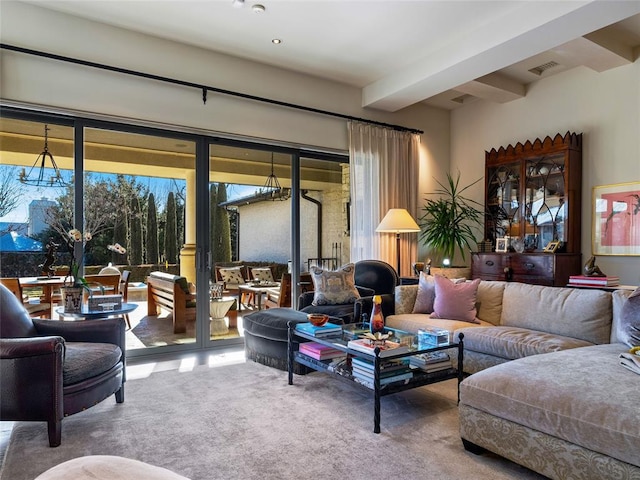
[376,208,420,233]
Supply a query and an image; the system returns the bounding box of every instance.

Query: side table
[210,296,235,335]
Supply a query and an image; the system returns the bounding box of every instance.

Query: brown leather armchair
[0,283,126,447]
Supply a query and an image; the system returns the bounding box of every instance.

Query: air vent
[451,94,473,104]
[528,61,559,76]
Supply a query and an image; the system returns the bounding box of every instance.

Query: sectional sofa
[385,279,640,479]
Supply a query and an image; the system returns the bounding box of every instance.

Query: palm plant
[419,171,484,264]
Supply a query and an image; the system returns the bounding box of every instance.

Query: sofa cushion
[149,271,190,294]
[475,280,506,325]
[251,267,274,283]
[455,325,593,360]
[460,343,640,468]
[412,273,436,314]
[618,287,640,348]
[612,289,635,344]
[218,266,246,287]
[395,284,418,315]
[500,283,612,344]
[431,276,480,323]
[310,263,360,306]
[64,342,122,385]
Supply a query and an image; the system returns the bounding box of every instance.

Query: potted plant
[60,228,93,312]
[418,171,484,279]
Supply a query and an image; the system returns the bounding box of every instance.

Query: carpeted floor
[1,361,546,480]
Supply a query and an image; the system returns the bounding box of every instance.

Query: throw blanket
[619,352,640,375]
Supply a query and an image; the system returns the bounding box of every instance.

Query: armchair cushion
[310,263,360,306]
[251,267,274,283]
[63,342,122,385]
[218,266,246,287]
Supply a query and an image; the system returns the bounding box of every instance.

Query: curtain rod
[1,43,424,135]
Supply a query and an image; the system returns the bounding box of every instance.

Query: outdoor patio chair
[0,277,52,318]
[0,283,126,447]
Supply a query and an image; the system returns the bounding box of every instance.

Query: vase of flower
[61,286,83,313]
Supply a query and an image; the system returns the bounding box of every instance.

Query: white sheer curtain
[348,121,420,276]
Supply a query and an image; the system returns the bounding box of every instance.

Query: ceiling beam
[362,1,640,112]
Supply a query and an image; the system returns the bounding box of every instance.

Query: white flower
[68,229,82,242]
[84,232,92,242]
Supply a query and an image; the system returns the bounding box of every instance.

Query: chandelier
[261,152,288,201]
[19,124,70,188]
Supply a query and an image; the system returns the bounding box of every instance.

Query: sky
[0,166,259,226]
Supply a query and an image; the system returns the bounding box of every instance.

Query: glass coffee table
[288,322,464,433]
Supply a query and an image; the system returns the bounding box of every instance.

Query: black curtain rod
[1,43,423,135]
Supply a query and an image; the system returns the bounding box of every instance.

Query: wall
[451,61,640,285]
[0,2,445,156]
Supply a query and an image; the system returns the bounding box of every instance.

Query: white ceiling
[18,1,640,111]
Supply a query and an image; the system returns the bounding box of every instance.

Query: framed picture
[495,237,508,252]
[543,241,560,253]
[592,181,640,256]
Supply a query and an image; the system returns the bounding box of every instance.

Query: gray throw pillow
[619,287,640,347]
[412,272,436,314]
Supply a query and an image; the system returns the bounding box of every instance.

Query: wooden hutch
[471,132,583,286]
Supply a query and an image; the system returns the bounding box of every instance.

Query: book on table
[351,370,413,389]
[568,275,620,286]
[351,356,410,373]
[298,342,346,361]
[295,322,342,337]
[347,338,411,358]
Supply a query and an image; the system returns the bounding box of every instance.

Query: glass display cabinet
[474,132,583,286]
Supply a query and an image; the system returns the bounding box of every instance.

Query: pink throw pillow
[431,276,480,323]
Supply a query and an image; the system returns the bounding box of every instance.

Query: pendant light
[261,152,287,201]
[18,124,69,188]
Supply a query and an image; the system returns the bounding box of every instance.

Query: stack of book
[295,321,342,338]
[298,342,346,361]
[351,357,413,388]
[408,351,453,373]
[347,338,411,358]
[568,275,620,287]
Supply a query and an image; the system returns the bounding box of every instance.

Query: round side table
[209,296,235,335]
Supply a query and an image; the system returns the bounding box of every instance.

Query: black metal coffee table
[288,322,464,433]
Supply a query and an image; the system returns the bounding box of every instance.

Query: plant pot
[430,266,471,280]
[61,286,83,313]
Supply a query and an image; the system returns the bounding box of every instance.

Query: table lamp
[376,208,421,274]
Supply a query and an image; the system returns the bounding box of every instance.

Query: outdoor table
[209,296,235,335]
[55,302,138,321]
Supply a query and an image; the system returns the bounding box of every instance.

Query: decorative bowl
[307,313,329,327]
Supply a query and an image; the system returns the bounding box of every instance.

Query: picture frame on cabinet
[592,181,640,256]
[495,237,508,253]
[543,241,561,253]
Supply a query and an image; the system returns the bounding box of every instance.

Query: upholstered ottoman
[34,455,190,479]
[243,308,338,374]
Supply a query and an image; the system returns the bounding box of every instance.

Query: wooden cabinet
[484,132,582,253]
[473,132,583,286]
[471,252,582,287]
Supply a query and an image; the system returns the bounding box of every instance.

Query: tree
[129,195,143,265]
[146,192,159,265]
[112,213,128,265]
[164,191,178,264]
[0,166,22,221]
[212,183,231,262]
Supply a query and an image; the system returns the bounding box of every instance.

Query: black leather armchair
[298,260,399,323]
[0,283,126,447]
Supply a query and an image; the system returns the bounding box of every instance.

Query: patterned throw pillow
[218,267,246,286]
[251,267,274,283]
[619,287,640,347]
[310,263,360,306]
[431,275,481,323]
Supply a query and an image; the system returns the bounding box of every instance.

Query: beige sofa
[386,281,640,479]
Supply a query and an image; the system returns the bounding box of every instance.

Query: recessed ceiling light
[252,4,265,13]
[272,38,282,45]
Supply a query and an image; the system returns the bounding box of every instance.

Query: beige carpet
[1,361,546,480]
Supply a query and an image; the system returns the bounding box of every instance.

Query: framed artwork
[495,237,508,252]
[543,241,560,253]
[592,181,640,256]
